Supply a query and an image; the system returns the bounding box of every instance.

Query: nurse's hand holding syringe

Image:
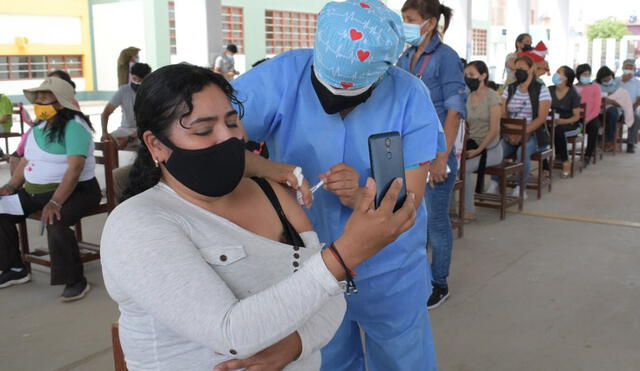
[319,163,362,209]
[243,150,314,208]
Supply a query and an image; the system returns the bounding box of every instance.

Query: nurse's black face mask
[310,66,375,115]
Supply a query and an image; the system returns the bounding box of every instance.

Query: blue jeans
[605,106,619,141]
[491,135,538,187]
[425,150,458,287]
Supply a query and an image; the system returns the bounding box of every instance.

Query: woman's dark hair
[514,55,534,69]
[36,108,93,144]
[576,64,591,79]
[559,65,576,87]
[595,66,615,84]
[402,0,454,35]
[467,61,498,91]
[515,33,531,52]
[121,63,245,202]
[47,70,76,90]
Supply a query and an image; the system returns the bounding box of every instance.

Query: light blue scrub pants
[320,257,437,371]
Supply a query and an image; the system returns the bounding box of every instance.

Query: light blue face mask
[602,79,614,86]
[622,69,634,76]
[552,73,563,86]
[403,21,429,46]
[579,76,592,84]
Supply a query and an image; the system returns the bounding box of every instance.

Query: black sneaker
[427,283,449,310]
[626,144,635,154]
[0,268,31,288]
[61,277,90,302]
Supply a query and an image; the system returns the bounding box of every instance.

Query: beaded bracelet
[329,242,358,295]
[48,199,63,208]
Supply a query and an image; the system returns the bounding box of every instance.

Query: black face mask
[310,66,375,114]
[522,44,533,52]
[131,82,141,92]
[155,135,246,197]
[465,77,481,92]
[515,69,529,84]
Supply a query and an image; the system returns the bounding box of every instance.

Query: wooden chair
[527,109,555,199]
[19,140,118,269]
[451,124,468,239]
[474,118,527,220]
[555,103,587,178]
[0,103,26,161]
[112,323,128,371]
[593,98,607,163]
[568,103,588,177]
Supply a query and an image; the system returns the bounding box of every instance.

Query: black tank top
[250,177,305,247]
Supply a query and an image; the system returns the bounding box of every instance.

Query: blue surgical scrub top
[397,37,467,124]
[233,49,445,280]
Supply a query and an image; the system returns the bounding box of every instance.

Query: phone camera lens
[385,138,391,147]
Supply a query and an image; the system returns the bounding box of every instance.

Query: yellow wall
[0,0,94,91]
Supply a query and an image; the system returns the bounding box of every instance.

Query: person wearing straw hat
[0,77,101,302]
[231,1,444,369]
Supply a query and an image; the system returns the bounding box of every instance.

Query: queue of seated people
[1,56,639,293]
[460,56,640,221]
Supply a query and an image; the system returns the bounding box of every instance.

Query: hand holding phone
[368,131,407,211]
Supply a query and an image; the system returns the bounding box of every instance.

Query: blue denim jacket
[396,37,467,124]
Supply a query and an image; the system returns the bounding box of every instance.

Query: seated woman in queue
[574,64,602,166]
[100,63,417,371]
[486,55,552,198]
[549,66,582,178]
[462,60,502,220]
[0,77,100,301]
[596,66,621,151]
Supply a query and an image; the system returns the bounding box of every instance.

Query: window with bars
[265,10,317,55]
[169,1,177,55]
[472,29,488,56]
[0,55,83,81]
[222,6,244,54]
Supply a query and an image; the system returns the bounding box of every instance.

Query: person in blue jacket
[396,0,467,310]
[232,1,444,369]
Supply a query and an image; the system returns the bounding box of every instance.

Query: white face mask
[315,69,373,96]
[622,69,634,76]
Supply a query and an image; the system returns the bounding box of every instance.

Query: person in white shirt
[616,59,640,153]
[214,44,239,82]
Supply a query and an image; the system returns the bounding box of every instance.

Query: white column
[605,38,617,72]
[506,0,530,50]
[441,0,471,59]
[548,0,569,71]
[174,0,222,67]
[592,39,603,73]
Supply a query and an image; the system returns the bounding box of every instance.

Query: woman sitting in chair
[462,60,502,220]
[574,64,602,167]
[0,77,101,301]
[486,55,551,198]
[100,63,416,371]
[549,66,582,178]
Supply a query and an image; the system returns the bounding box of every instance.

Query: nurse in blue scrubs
[232,1,444,369]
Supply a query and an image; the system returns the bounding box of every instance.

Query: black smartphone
[368,131,407,211]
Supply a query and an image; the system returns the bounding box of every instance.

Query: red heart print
[360,2,370,8]
[357,50,370,62]
[340,82,354,89]
[350,29,363,41]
